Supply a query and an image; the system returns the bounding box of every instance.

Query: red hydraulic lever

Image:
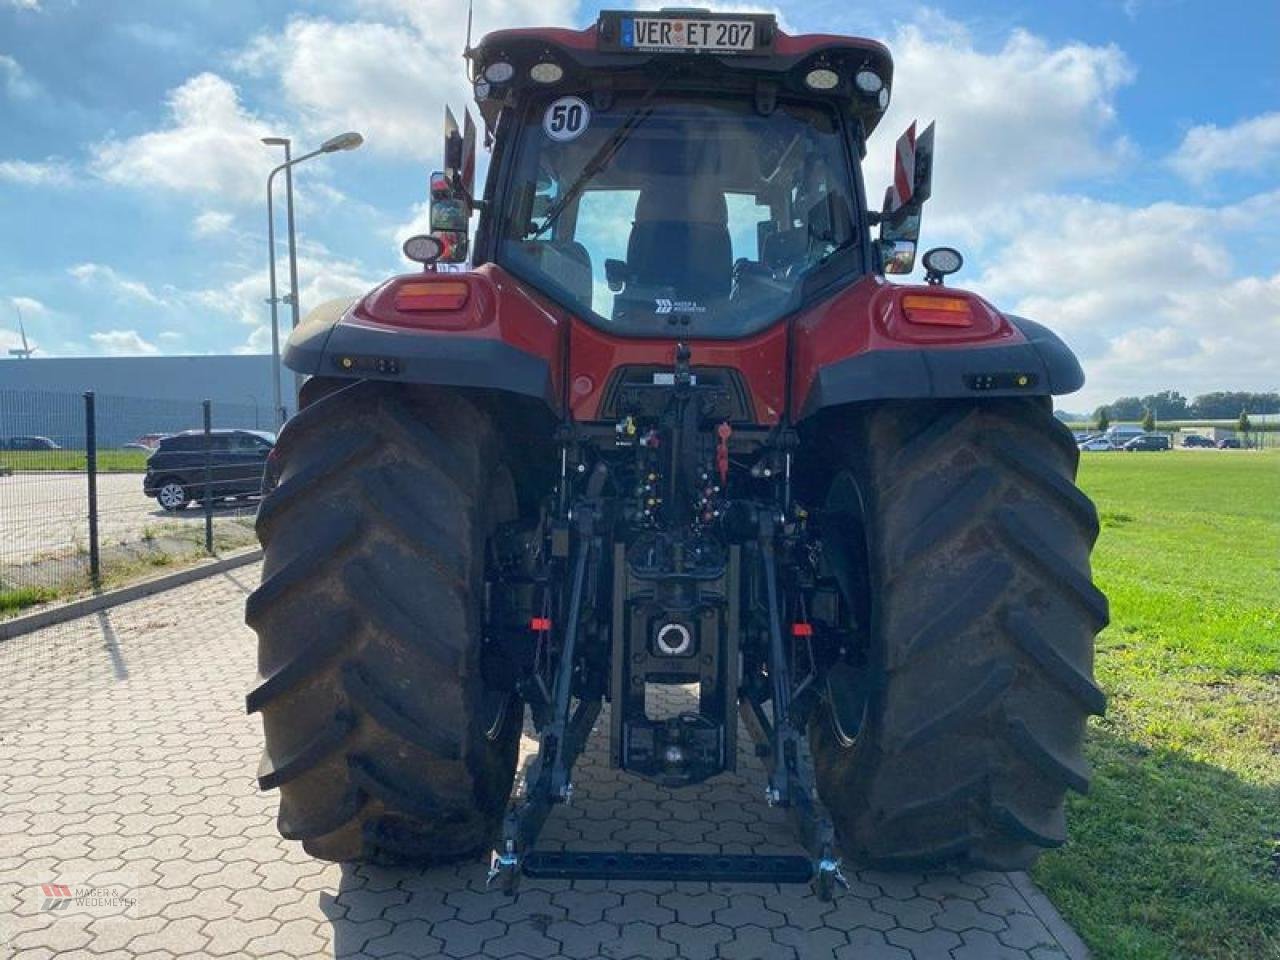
[716,421,732,486]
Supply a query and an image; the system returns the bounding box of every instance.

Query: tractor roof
[470,10,894,138]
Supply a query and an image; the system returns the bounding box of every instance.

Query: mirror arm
[448,171,484,215]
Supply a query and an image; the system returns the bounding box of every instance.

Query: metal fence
[1,389,266,620]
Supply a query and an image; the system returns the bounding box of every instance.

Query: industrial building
[0,355,292,448]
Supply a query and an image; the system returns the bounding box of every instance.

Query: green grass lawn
[0,449,149,472]
[1034,450,1280,960]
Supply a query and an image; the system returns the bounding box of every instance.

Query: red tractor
[247,9,1106,898]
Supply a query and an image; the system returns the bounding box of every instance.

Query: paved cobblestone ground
[0,565,1086,959]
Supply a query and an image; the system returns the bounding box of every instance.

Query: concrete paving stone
[121,915,211,956]
[334,885,411,923]
[543,918,621,958]
[715,924,797,960]
[833,928,912,959]
[763,889,838,930]
[549,888,623,924]
[933,898,1010,933]
[598,921,677,959]
[859,869,922,900]
[359,919,444,958]
[327,916,396,960]
[713,893,786,930]
[199,916,281,957]
[11,917,94,955]
[373,896,455,931]
[954,928,1056,959]
[83,914,168,954]
[819,897,898,933]
[604,890,675,927]
[245,918,330,958]
[873,894,943,931]
[445,887,510,923]
[658,890,730,926]
[998,911,1064,951]
[480,918,563,958]
[491,888,566,925]
[654,920,735,960]
[429,918,506,958]
[157,887,239,923]
[915,874,987,902]
[771,924,848,956]
[978,883,1045,919]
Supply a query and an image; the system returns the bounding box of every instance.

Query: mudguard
[792,278,1084,420]
[282,265,563,411]
[798,316,1083,418]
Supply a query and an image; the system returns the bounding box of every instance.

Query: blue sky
[1,0,1277,410]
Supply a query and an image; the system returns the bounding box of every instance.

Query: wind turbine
[8,304,35,359]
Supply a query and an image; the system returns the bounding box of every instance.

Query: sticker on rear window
[543,96,590,142]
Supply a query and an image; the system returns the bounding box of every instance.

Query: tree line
[1091,391,1279,422]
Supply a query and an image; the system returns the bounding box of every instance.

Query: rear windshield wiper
[529,71,673,239]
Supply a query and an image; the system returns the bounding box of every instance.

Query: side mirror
[428,107,478,265]
[879,239,918,275]
[877,120,934,275]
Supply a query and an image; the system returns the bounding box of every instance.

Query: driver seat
[626,185,732,300]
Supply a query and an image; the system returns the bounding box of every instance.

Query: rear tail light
[393,281,470,312]
[901,294,973,327]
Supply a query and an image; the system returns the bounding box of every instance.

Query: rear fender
[793,278,1084,419]
[284,263,564,413]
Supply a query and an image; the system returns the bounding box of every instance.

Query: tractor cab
[414,9,931,339]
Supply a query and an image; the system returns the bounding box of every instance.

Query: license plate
[622,17,756,53]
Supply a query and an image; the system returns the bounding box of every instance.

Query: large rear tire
[810,398,1107,870]
[245,380,522,864]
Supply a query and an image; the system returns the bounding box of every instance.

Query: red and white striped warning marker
[887,121,917,213]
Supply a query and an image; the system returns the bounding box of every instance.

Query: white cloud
[392,201,432,261]
[193,210,235,237]
[864,15,1134,232]
[238,1,578,160]
[195,250,378,353]
[1168,111,1280,185]
[90,73,274,205]
[69,262,168,307]
[973,190,1280,409]
[0,53,39,99]
[90,330,160,356]
[4,0,43,10]
[7,295,49,317]
[0,158,74,186]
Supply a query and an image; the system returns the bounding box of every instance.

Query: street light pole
[283,145,303,402]
[262,131,363,428]
[265,165,284,427]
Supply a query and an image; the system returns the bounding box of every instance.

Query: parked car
[1217,437,1243,449]
[143,429,275,511]
[1123,434,1171,451]
[5,435,61,450]
[1078,437,1115,452]
[1181,434,1216,448]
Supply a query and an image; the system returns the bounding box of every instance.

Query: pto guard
[282,269,561,409]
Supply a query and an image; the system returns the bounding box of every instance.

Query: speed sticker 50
[543,96,590,142]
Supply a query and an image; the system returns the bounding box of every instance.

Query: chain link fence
[1,389,268,620]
